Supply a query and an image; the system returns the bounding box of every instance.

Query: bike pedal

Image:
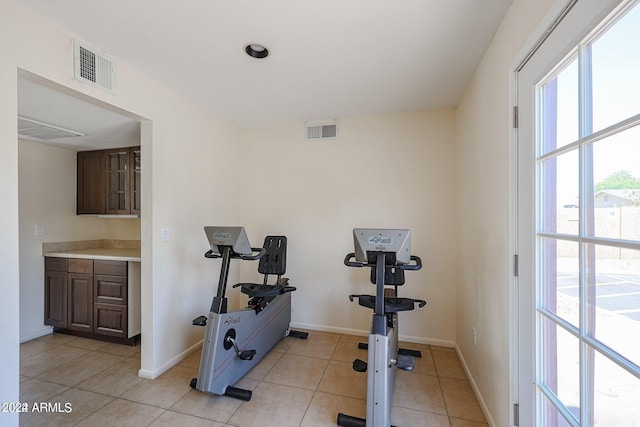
[192,315,207,326]
[395,355,416,371]
[239,350,256,361]
[352,359,367,372]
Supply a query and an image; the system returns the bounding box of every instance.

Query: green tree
[594,170,640,192]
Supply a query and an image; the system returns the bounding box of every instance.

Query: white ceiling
[18,74,141,150]
[17,0,513,135]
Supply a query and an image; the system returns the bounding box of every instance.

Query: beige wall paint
[0,0,20,415]
[455,0,557,425]
[104,218,141,240]
[2,0,243,398]
[0,0,574,424]
[17,140,140,342]
[238,109,458,343]
[18,140,105,341]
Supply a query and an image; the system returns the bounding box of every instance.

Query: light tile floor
[19,331,488,427]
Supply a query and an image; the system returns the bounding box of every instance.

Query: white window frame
[510,0,640,425]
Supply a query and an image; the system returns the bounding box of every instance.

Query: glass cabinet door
[131,147,141,215]
[105,148,130,214]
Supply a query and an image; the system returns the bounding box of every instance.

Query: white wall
[455,0,556,425]
[18,140,106,341]
[105,218,141,240]
[0,1,20,421]
[238,110,458,343]
[17,140,141,343]
[1,3,243,419]
[0,1,574,425]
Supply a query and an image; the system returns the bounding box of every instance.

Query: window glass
[591,5,640,132]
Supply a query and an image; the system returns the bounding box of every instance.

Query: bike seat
[237,283,287,297]
[234,276,296,298]
[349,294,426,313]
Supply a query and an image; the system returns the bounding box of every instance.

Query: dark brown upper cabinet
[77,150,106,214]
[131,147,141,216]
[77,146,140,215]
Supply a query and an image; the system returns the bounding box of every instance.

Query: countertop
[43,240,141,262]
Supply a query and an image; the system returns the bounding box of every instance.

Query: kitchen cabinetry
[94,260,128,337]
[131,147,141,216]
[76,146,140,216]
[44,257,68,328]
[44,256,140,344]
[76,150,105,214]
[67,258,94,333]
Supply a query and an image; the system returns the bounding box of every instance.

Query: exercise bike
[190,226,308,401]
[338,228,426,427]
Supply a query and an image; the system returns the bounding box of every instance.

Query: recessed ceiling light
[244,43,269,59]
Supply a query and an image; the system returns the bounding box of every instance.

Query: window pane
[540,393,575,427]
[539,58,579,155]
[590,125,640,240]
[540,316,580,417]
[591,4,640,132]
[540,149,580,234]
[587,244,640,367]
[593,350,640,426]
[540,237,579,326]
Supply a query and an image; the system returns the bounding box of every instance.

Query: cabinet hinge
[513,254,519,277]
[514,403,520,426]
[513,106,519,128]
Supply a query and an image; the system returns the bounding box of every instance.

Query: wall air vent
[18,116,85,141]
[305,121,338,141]
[74,39,115,93]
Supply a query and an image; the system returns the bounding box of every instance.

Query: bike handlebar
[205,247,266,260]
[343,253,422,270]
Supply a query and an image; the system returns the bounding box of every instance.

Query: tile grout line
[21,332,487,426]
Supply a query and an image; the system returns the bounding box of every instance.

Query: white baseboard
[455,344,496,427]
[20,326,54,343]
[137,322,457,388]
[291,322,456,348]
[138,339,202,380]
[291,322,368,337]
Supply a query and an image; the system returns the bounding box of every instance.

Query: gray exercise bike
[190,226,307,401]
[338,228,426,427]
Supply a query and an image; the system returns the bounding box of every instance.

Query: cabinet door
[105,148,131,214]
[130,147,141,216]
[77,150,106,214]
[44,271,67,328]
[94,303,127,337]
[68,273,93,332]
[95,275,127,305]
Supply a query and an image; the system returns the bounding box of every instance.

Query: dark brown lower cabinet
[44,256,135,344]
[95,303,127,336]
[68,273,94,332]
[44,270,67,328]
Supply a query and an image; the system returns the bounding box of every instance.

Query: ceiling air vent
[74,39,115,93]
[18,116,85,141]
[306,122,338,141]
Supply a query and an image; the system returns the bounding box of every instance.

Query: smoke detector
[74,39,115,93]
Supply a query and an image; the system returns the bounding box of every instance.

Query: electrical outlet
[472,327,477,347]
[161,228,169,241]
[35,224,44,236]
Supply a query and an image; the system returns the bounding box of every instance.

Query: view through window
[535,1,640,425]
